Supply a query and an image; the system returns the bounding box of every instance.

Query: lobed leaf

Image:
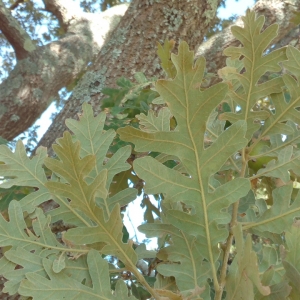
[139,223,209,298]
[0,205,67,294]
[0,142,51,213]
[19,250,137,299]
[137,108,172,133]
[243,185,300,235]
[65,102,137,220]
[119,41,251,293]
[43,131,137,267]
[282,221,300,299]
[226,225,270,299]
[253,146,300,183]
[220,10,287,139]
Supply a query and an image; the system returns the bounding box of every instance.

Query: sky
[218,0,255,18]
[17,0,256,248]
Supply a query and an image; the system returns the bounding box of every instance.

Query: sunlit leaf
[119,41,250,294]
[220,10,286,139]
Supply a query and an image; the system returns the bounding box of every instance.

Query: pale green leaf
[243,185,300,234]
[249,122,300,162]
[0,142,51,213]
[45,112,138,273]
[257,57,300,139]
[226,224,270,299]
[255,281,291,300]
[165,178,250,255]
[64,204,138,267]
[137,108,172,133]
[2,247,47,294]
[0,205,67,294]
[66,102,115,161]
[52,253,66,273]
[65,103,136,220]
[220,10,287,139]
[284,220,300,274]
[0,202,61,250]
[0,142,47,188]
[19,250,136,299]
[282,261,300,296]
[118,41,250,289]
[0,257,16,294]
[282,221,300,297]
[255,146,300,183]
[282,46,300,79]
[139,223,210,296]
[135,244,156,259]
[44,132,108,222]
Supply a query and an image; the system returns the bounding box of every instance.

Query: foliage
[1,9,300,300]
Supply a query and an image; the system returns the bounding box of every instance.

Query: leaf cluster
[1,9,300,300]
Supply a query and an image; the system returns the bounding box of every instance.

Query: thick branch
[43,0,83,32]
[0,0,36,60]
[38,0,220,153]
[0,4,128,141]
[9,0,25,11]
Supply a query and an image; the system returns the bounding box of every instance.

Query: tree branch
[196,0,299,75]
[43,0,84,32]
[0,0,36,60]
[0,3,128,141]
[9,0,25,11]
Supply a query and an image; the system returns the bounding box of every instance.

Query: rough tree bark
[37,0,222,153]
[38,0,300,153]
[0,0,128,140]
[0,0,299,151]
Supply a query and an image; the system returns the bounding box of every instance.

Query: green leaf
[135,244,156,260]
[119,41,250,293]
[0,203,62,250]
[64,205,137,266]
[139,223,209,298]
[255,146,300,183]
[136,108,172,133]
[243,185,300,234]
[282,221,300,298]
[282,46,300,79]
[220,10,286,139]
[19,250,137,299]
[44,131,108,222]
[0,205,67,294]
[65,102,137,220]
[226,224,271,299]
[0,142,51,213]
[43,131,137,268]
[52,252,66,273]
[157,39,176,78]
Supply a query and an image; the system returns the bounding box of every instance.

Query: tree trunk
[37,0,300,153]
[37,0,221,153]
